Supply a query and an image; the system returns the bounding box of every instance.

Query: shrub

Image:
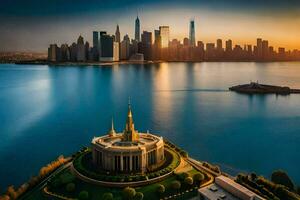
[135,192,144,200]
[184,177,194,185]
[102,192,113,200]
[271,170,294,190]
[171,180,181,190]
[78,191,89,200]
[157,184,165,194]
[66,182,75,192]
[177,172,189,181]
[122,187,136,200]
[193,173,205,183]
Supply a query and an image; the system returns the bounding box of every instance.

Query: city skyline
[1,0,300,52]
[47,16,300,63]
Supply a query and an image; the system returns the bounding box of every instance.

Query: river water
[0,62,300,190]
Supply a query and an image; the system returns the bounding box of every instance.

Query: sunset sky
[1,0,300,52]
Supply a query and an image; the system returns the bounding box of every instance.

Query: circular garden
[72,146,181,184]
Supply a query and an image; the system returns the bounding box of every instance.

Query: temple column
[129,155,133,171]
[120,155,124,171]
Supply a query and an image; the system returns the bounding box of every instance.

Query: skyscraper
[120,34,131,60]
[225,39,232,52]
[159,26,169,48]
[100,33,119,61]
[141,31,152,60]
[153,29,161,60]
[135,16,140,42]
[217,39,222,50]
[189,20,195,47]
[262,40,269,60]
[76,35,86,62]
[48,44,58,62]
[115,25,120,43]
[257,38,263,60]
[93,31,99,48]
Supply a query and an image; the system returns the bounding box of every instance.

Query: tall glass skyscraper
[159,26,169,48]
[93,31,99,48]
[189,20,195,47]
[135,16,140,42]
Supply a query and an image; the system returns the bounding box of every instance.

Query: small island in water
[229,82,300,94]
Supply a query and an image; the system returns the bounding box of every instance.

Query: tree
[297,186,300,195]
[271,170,294,190]
[250,172,257,181]
[157,184,165,194]
[180,151,188,158]
[122,187,136,200]
[184,177,194,186]
[6,186,17,199]
[0,195,10,200]
[66,183,75,192]
[102,192,113,200]
[193,173,205,183]
[135,192,144,200]
[78,191,89,200]
[171,180,181,190]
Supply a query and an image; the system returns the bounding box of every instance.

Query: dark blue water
[1,62,300,190]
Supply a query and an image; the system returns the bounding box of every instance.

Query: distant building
[225,39,232,52]
[93,31,99,49]
[140,31,152,60]
[183,38,189,46]
[48,44,58,62]
[169,39,180,61]
[131,39,139,54]
[85,41,90,60]
[256,38,263,60]
[120,34,131,60]
[92,31,100,61]
[129,53,144,61]
[115,25,121,43]
[100,33,119,62]
[159,26,169,48]
[153,29,161,60]
[262,40,269,60]
[217,39,223,51]
[70,43,77,62]
[60,44,70,61]
[77,35,86,62]
[135,16,140,42]
[189,20,196,47]
[205,43,215,60]
[198,176,266,200]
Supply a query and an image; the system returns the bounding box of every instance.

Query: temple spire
[123,100,139,142]
[108,117,116,137]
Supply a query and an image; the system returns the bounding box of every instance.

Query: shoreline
[7,60,300,66]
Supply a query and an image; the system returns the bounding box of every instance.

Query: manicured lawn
[47,165,202,200]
